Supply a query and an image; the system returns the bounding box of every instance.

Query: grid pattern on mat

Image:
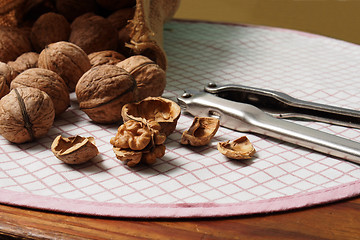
[0,21,360,216]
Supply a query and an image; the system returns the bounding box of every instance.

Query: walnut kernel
[51,135,99,164]
[0,87,55,143]
[181,117,220,146]
[122,96,181,136]
[217,136,256,160]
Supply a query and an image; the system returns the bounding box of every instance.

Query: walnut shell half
[217,136,256,160]
[0,87,55,143]
[51,135,99,164]
[121,96,181,136]
[181,117,220,146]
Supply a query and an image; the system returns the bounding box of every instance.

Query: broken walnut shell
[38,41,91,92]
[181,117,220,146]
[217,136,256,160]
[51,135,99,164]
[10,68,70,116]
[116,55,166,101]
[121,96,181,136]
[75,64,137,124]
[0,87,55,143]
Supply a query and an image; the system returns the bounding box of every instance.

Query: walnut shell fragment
[51,135,99,164]
[122,96,181,136]
[10,68,70,116]
[110,120,166,167]
[116,55,166,101]
[217,136,256,160]
[38,41,91,92]
[75,64,137,124]
[0,87,55,143]
[181,117,220,146]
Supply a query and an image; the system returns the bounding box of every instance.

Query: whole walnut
[116,55,166,101]
[88,50,126,68]
[38,41,91,92]
[0,73,9,99]
[7,52,39,80]
[75,64,137,124]
[55,0,97,22]
[0,26,32,62]
[30,12,71,52]
[10,68,70,116]
[107,8,135,30]
[0,62,13,86]
[69,13,118,54]
[0,87,55,143]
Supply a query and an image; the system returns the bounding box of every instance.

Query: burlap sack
[0,0,180,70]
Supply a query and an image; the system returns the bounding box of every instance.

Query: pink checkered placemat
[1,20,360,218]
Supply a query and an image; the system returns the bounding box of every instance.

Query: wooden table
[1,197,359,239]
[1,1,360,239]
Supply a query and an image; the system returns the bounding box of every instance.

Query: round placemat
[1,20,360,218]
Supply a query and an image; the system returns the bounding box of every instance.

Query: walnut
[75,64,137,124]
[116,55,166,101]
[69,13,118,54]
[96,0,136,11]
[217,136,256,160]
[55,0,97,22]
[10,68,70,116]
[0,73,9,99]
[0,62,13,86]
[181,117,220,146]
[0,87,55,143]
[0,26,32,62]
[37,41,91,92]
[107,8,135,30]
[110,120,166,167]
[122,97,181,136]
[51,135,99,164]
[88,50,126,68]
[7,52,39,80]
[30,12,70,52]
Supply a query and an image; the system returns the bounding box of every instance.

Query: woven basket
[0,0,180,70]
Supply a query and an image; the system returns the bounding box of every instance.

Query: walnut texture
[10,68,70,116]
[217,136,256,160]
[7,52,39,80]
[0,62,13,86]
[51,135,99,164]
[181,117,220,146]
[88,50,126,68]
[116,55,166,101]
[0,73,9,99]
[75,64,137,124]
[69,13,118,54]
[30,12,70,52]
[0,87,55,143]
[38,41,91,92]
[0,26,32,62]
[122,96,181,136]
[55,0,97,22]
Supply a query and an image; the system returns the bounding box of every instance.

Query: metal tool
[177,84,360,165]
[204,82,360,129]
